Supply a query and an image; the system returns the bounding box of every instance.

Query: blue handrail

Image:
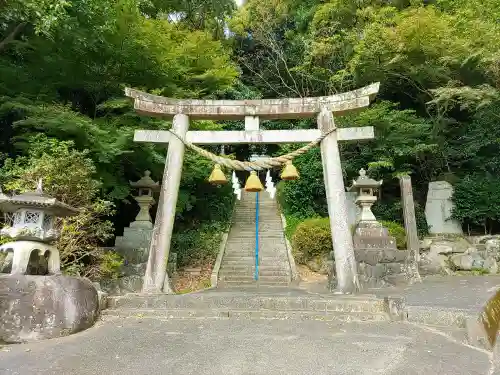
[254,192,259,281]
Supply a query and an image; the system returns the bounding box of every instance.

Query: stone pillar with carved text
[142,114,189,293]
[399,175,421,284]
[318,108,360,294]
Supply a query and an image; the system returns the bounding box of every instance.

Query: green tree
[0,135,120,279]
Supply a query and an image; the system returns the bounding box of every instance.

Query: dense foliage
[238,0,500,236]
[1,0,499,277]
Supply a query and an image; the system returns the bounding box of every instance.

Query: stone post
[399,175,421,284]
[131,196,154,228]
[142,114,189,293]
[318,108,360,294]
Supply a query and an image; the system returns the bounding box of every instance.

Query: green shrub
[292,217,332,264]
[283,213,304,240]
[380,220,406,249]
[173,222,227,268]
[97,252,124,280]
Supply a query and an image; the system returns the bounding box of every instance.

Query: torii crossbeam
[126,83,380,294]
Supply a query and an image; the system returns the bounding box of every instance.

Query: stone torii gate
[126,83,380,294]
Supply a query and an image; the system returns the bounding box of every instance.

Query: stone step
[221,280,291,287]
[221,263,289,268]
[223,256,288,262]
[224,249,287,254]
[220,265,290,272]
[226,232,285,237]
[220,270,290,277]
[223,249,286,254]
[225,243,285,248]
[225,239,285,244]
[233,212,280,216]
[103,308,390,322]
[222,257,288,263]
[220,274,290,282]
[231,222,281,225]
[232,219,280,223]
[229,227,284,232]
[107,294,395,315]
[233,209,279,213]
[224,249,288,254]
[222,256,288,261]
[219,264,287,269]
[227,229,284,235]
[227,232,283,238]
[234,216,279,219]
[222,256,286,262]
[219,280,291,287]
[221,264,289,269]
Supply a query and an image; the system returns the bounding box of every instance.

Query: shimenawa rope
[167,127,336,171]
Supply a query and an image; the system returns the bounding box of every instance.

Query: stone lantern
[0,179,78,275]
[348,169,402,288]
[349,168,382,224]
[348,169,397,248]
[114,171,159,263]
[129,171,159,229]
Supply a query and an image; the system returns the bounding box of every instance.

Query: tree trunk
[0,23,27,53]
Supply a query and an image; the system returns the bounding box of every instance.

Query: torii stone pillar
[318,108,359,292]
[142,114,188,292]
[126,83,380,294]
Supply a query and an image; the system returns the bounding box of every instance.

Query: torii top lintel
[125,83,380,120]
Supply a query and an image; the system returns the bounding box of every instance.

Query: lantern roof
[130,171,159,190]
[0,179,78,217]
[349,169,382,190]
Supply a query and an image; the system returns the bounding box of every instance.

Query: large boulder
[0,274,99,343]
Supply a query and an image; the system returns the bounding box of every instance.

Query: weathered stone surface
[353,222,398,253]
[429,242,454,255]
[114,228,152,263]
[425,181,463,235]
[399,175,421,283]
[0,274,99,343]
[420,238,432,250]
[318,108,360,294]
[483,257,498,274]
[100,252,177,296]
[357,264,391,288]
[450,253,496,272]
[121,262,147,277]
[92,282,108,311]
[417,237,492,275]
[419,253,451,275]
[450,254,475,270]
[126,83,380,120]
[345,191,359,230]
[429,238,470,255]
[486,238,500,252]
[0,251,13,272]
[100,275,144,295]
[355,249,408,266]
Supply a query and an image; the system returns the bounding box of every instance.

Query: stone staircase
[218,192,292,288]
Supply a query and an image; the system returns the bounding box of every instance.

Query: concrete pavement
[0,315,494,375]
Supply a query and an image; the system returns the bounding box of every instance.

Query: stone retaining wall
[355,248,408,288]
